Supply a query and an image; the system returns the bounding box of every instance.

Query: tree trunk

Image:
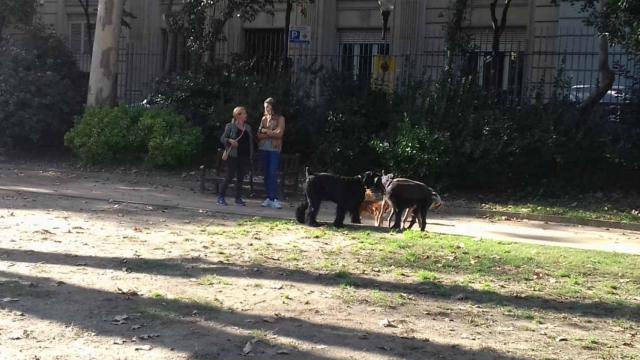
[444,0,469,71]
[578,35,615,112]
[176,33,185,73]
[489,0,511,92]
[87,0,125,107]
[283,0,293,62]
[163,0,175,74]
[164,33,176,74]
[0,15,5,42]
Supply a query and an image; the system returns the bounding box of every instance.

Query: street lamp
[378,0,396,41]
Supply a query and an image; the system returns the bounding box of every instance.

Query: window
[464,50,525,98]
[69,22,91,55]
[339,42,389,82]
[244,29,287,74]
[461,28,527,99]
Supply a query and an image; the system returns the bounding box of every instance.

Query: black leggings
[220,156,249,199]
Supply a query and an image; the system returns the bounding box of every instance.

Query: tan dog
[360,189,413,227]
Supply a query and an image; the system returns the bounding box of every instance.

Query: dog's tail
[295,201,308,223]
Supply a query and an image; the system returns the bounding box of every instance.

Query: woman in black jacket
[218,106,254,206]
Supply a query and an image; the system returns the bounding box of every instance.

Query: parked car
[569,85,632,121]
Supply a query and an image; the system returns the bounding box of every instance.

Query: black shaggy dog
[296,167,378,227]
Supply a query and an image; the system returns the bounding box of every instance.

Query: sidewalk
[1,163,639,254]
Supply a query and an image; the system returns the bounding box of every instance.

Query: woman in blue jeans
[256,97,285,209]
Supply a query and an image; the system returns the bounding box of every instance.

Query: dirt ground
[0,161,639,359]
[1,182,639,360]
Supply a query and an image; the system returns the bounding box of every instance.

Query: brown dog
[359,189,385,220]
[360,189,414,227]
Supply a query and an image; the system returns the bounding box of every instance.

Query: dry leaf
[243,339,257,354]
[379,319,396,328]
[112,314,129,325]
[533,271,545,280]
[116,287,139,297]
[134,345,152,351]
[453,293,466,301]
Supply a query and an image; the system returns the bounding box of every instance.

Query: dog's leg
[306,197,321,227]
[404,207,417,230]
[419,205,428,231]
[295,201,308,224]
[387,208,395,228]
[334,206,347,228]
[375,199,387,227]
[391,206,404,231]
[350,207,361,224]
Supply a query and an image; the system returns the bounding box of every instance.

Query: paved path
[1,163,639,254]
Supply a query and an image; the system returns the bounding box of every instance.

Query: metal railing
[70,30,638,106]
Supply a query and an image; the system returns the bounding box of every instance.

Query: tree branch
[578,34,615,111]
[499,0,512,30]
[490,0,499,31]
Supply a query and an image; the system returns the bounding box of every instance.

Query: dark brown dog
[383,178,442,231]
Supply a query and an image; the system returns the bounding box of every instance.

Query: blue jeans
[261,150,280,200]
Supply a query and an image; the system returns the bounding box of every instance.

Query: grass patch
[503,307,538,321]
[369,290,409,308]
[418,271,438,282]
[248,329,272,340]
[334,284,359,305]
[485,202,640,224]
[217,219,640,320]
[334,270,355,286]
[285,246,304,262]
[197,275,232,286]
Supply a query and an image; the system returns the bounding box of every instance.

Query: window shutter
[69,23,83,54]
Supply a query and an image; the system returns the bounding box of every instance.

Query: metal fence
[74,42,164,105]
[71,31,638,106]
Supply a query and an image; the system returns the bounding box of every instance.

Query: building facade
[34,0,636,103]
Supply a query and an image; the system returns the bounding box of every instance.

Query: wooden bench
[200,149,302,199]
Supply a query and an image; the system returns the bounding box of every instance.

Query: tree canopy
[567,0,640,53]
[0,0,37,39]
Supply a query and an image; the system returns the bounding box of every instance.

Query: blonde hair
[232,106,246,123]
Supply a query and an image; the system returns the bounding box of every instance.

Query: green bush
[140,109,202,168]
[309,71,393,175]
[0,26,85,149]
[65,107,202,169]
[64,106,145,164]
[372,115,449,183]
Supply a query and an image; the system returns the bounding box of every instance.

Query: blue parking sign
[290,30,301,42]
[289,26,310,44]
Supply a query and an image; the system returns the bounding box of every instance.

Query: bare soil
[1,186,638,360]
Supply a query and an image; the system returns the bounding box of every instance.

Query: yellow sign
[372,55,396,91]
